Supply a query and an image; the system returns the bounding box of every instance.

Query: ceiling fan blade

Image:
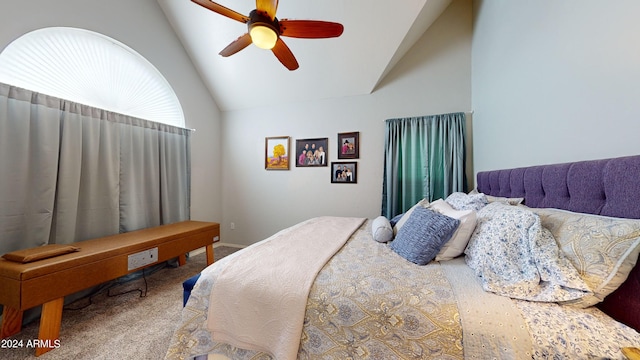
[191,0,249,23]
[279,20,344,39]
[219,33,253,57]
[256,0,279,20]
[272,38,299,71]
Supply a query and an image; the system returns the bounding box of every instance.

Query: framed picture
[265,136,290,170]
[331,162,357,183]
[295,138,328,167]
[337,132,359,159]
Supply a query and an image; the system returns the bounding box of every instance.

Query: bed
[165,155,640,360]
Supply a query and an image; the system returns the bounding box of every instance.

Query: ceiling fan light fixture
[194,2,343,70]
[249,24,277,50]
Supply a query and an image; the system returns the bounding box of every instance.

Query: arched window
[0,27,184,128]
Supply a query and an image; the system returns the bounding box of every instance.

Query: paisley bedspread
[165,219,640,360]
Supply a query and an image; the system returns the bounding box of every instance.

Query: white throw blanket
[207,216,365,360]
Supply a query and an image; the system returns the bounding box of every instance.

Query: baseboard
[214,242,246,249]
[189,243,246,257]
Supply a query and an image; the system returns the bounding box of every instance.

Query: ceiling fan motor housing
[249,10,280,36]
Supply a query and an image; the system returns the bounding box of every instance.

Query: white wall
[0,0,223,224]
[221,0,472,246]
[472,1,640,173]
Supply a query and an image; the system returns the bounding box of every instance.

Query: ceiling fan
[191,0,344,71]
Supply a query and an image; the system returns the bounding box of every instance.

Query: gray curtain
[0,83,190,255]
[382,112,466,218]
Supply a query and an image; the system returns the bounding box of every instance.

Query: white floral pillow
[531,208,640,308]
[468,189,524,206]
[465,202,591,303]
[445,192,488,211]
[485,195,524,206]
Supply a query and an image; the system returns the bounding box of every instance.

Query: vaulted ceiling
[158,0,452,111]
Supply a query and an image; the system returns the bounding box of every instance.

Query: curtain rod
[382,110,474,121]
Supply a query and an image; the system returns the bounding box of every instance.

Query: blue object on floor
[183,273,201,307]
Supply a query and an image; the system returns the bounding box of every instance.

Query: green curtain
[382,112,466,218]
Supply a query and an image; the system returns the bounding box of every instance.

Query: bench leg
[205,244,214,265]
[35,297,63,356]
[178,245,214,266]
[1,305,23,338]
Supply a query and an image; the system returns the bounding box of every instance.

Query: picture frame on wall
[331,162,357,183]
[265,136,290,170]
[337,132,359,159]
[295,138,328,167]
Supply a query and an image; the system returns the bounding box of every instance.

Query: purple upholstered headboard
[476,155,640,331]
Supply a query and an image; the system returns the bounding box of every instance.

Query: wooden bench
[0,220,219,356]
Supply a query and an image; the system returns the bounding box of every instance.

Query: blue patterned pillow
[390,206,460,265]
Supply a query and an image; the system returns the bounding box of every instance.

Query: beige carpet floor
[2,246,241,360]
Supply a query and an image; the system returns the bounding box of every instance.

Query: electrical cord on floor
[63,284,109,311]
[64,265,157,311]
[107,267,148,298]
[63,283,112,311]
